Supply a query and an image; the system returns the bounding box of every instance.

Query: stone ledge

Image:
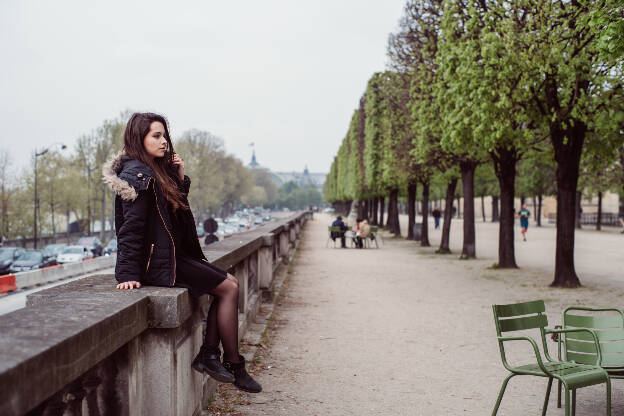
[0,211,311,416]
[0,294,149,416]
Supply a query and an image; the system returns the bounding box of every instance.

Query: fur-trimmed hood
[102,152,154,201]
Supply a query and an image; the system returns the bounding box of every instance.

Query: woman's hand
[172,153,184,181]
[116,281,141,290]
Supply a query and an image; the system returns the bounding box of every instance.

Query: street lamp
[34,142,66,249]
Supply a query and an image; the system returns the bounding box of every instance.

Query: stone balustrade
[0,211,311,416]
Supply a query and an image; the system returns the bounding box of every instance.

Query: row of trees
[0,112,279,241]
[324,0,624,287]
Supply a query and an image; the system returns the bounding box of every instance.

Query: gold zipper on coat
[150,178,177,285]
[145,243,154,273]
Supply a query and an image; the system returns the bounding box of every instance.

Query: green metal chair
[326,226,342,248]
[492,300,611,416]
[367,226,380,248]
[556,306,624,409]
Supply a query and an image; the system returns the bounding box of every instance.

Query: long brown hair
[123,112,188,211]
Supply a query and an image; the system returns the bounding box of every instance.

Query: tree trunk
[597,191,602,231]
[379,196,385,227]
[357,200,366,220]
[537,194,542,227]
[110,190,116,233]
[387,188,400,235]
[456,196,461,218]
[575,190,582,229]
[493,148,518,268]
[1,183,6,237]
[481,195,486,222]
[438,178,457,254]
[460,161,477,259]
[492,196,499,222]
[407,183,416,240]
[386,194,393,231]
[550,123,584,288]
[420,181,430,247]
[372,197,378,225]
[100,186,106,242]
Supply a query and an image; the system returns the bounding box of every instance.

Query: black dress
[169,205,227,297]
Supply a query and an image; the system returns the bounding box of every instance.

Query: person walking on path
[432,207,441,229]
[517,203,531,241]
[331,215,348,248]
[102,112,261,393]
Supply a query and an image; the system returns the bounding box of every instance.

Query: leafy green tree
[175,129,227,215]
[241,186,268,207]
[364,73,387,225]
[278,182,322,210]
[250,169,278,206]
[513,0,623,286]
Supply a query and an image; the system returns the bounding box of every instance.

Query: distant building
[247,149,325,190]
[248,149,260,169]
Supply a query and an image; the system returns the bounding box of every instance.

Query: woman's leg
[204,298,220,346]
[210,276,240,363]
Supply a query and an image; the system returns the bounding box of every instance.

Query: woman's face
[143,121,167,159]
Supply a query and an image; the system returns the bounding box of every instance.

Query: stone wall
[0,211,311,416]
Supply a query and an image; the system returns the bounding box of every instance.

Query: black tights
[205,279,240,363]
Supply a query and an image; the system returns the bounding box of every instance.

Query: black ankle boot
[192,344,235,383]
[223,355,262,393]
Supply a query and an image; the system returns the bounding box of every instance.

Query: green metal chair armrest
[498,335,550,375]
[546,327,602,366]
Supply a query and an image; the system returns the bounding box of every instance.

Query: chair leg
[492,374,515,416]
[565,386,570,416]
[606,376,612,416]
[571,389,576,416]
[542,377,553,416]
[557,379,562,408]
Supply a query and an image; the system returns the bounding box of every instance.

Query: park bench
[492,299,611,416]
[555,306,624,410]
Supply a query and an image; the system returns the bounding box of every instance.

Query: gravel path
[224,214,624,415]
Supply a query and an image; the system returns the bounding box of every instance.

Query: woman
[102,112,261,393]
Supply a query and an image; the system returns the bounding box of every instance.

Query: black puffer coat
[103,154,206,285]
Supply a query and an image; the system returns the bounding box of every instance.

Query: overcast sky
[1,0,405,174]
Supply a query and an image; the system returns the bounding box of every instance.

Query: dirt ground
[215,213,624,415]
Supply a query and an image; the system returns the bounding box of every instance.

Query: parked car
[43,243,67,263]
[0,247,26,275]
[9,250,56,273]
[76,237,103,257]
[104,237,117,255]
[57,245,93,264]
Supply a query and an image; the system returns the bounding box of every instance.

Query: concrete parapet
[13,255,116,291]
[0,211,310,416]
